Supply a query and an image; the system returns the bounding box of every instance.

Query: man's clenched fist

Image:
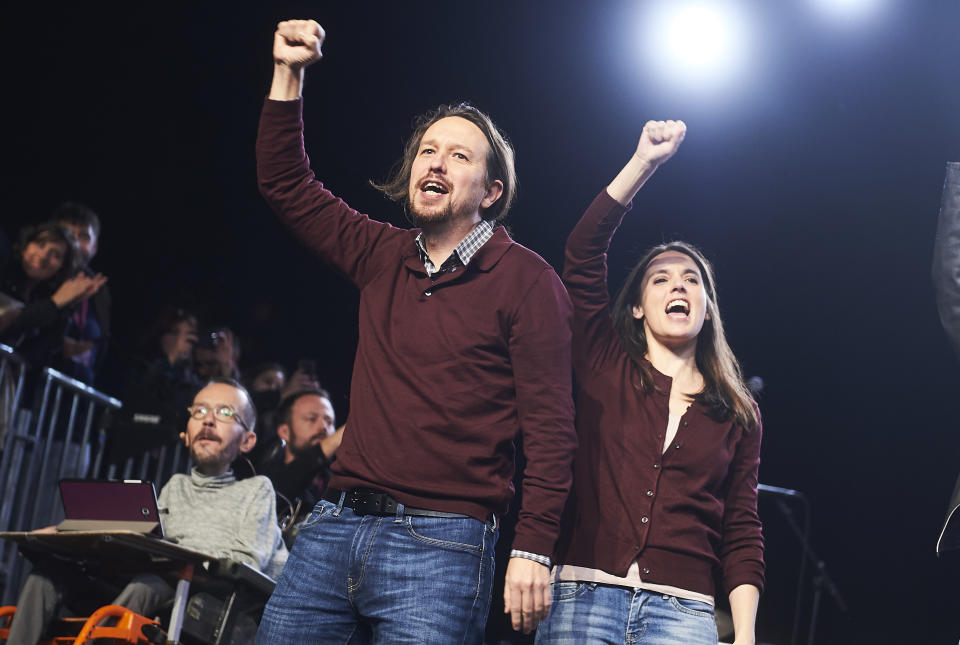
[273,19,325,70]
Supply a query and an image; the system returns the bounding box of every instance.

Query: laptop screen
[58,479,163,536]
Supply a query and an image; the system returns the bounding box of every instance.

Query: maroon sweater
[555,190,764,596]
[256,99,576,555]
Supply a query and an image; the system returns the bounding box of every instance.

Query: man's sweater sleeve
[508,267,577,556]
[256,98,406,290]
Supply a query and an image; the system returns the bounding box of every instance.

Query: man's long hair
[610,241,760,431]
[371,103,517,223]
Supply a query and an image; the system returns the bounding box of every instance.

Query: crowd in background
[0,202,342,533]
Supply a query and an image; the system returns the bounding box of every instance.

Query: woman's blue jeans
[534,581,718,645]
[256,496,498,644]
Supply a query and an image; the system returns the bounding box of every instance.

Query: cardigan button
[645,490,653,497]
[424,290,432,296]
[653,463,659,469]
[674,444,681,450]
[642,567,650,575]
[641,516,649,524]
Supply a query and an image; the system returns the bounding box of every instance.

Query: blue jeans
[256,496,498,644]
[535,582,718,645]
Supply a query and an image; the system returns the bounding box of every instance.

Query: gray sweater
[158,470,288,578]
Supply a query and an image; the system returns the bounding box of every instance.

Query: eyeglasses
[186,403,250,432]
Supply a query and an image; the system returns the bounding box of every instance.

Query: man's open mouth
[420,180,449,195]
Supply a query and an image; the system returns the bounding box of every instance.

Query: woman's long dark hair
[8,222,80,293]
[611,241,759,431]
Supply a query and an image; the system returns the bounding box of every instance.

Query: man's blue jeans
[256,495,498,644]
[534,582,718,645]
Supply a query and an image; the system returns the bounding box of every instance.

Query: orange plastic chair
[0,604,160,645]
[0,605,17,640]
[48,605,160,644]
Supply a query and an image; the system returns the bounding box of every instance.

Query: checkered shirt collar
[415,219,495,275]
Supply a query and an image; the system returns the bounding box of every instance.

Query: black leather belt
[323,488,469,519]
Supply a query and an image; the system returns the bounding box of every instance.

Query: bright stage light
[639,0,753,92]
[663,5,741,69]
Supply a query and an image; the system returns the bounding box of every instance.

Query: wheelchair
[0,557,275,645]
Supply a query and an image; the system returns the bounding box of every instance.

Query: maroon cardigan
[555,190,765,596]
[256,99,576,556]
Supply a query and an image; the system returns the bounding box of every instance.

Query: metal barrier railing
[0,363,123,604]
[0,353,191,604]
[0,343,27,470]
[0,344,28,540]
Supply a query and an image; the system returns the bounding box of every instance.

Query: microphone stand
[759,485,847,645]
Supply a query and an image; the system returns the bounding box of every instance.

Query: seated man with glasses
[5,377,288,645]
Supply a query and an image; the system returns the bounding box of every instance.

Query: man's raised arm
[268,20,324,101]
[257,20,405,289]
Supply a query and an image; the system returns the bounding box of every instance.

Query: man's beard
[190,442,236,473]
[407,199,455,228]
[288,436,322,459]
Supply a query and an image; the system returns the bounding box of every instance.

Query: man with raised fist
[254,19,576,644]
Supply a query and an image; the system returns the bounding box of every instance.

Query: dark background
[4,1,959,643]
